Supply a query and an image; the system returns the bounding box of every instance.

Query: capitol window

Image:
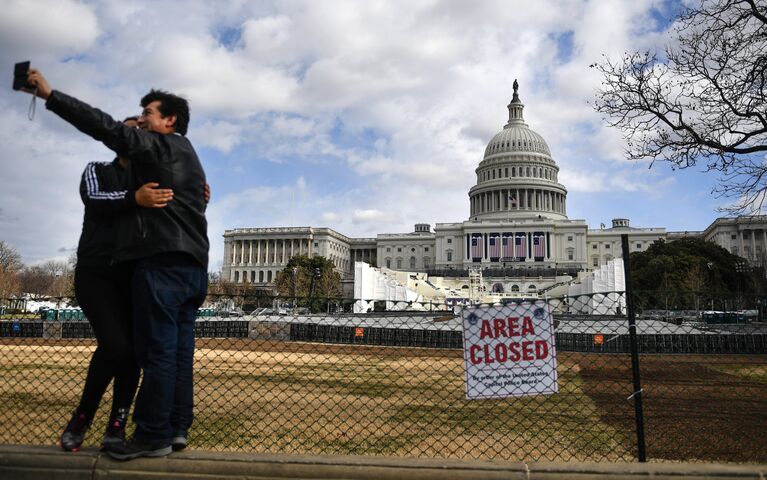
[386,247,391,252]
[425,247,429,252]
[385,259,391,268]
[447,251,453,261]
[636,243,642,249]
[592,244,597,249]
[396,259,402,268]
[447,238,452,243]
[567,236,573,241]
[410,257,416,269]
[397,247,402,252]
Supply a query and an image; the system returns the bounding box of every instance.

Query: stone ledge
[1,445,766,480]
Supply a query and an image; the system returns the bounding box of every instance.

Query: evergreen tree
[630,238,766,310]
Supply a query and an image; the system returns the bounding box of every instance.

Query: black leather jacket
[47,91,209,269]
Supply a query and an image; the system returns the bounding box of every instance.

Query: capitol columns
[749,229,756,261]
[546,231,552,261]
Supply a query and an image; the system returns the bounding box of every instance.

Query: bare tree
[18,259,74,298]
[592,0,767,212]
[0,240,23,272]
[0,240,24,298]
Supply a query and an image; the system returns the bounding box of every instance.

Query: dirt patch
[576,353,767,463]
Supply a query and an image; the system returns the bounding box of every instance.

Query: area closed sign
[462,302,558,399]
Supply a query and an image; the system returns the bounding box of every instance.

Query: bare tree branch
[592,0,767,213]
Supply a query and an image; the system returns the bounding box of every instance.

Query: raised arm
[24,68,158,161]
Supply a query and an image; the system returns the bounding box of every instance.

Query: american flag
[514,234,526,259]
[508,194,516,207]
[533,233,545,258]
[502,234,514,258]
[488,234,501,258]
[471,235,483,258]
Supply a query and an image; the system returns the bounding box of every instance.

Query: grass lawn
[1,338,764,463]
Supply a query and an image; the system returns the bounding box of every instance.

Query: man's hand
[135,182,174,208]
[23,68,52,99]
[204,183,211,204]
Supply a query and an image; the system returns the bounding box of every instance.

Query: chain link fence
[1,288,765,463]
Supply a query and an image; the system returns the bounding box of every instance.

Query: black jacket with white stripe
[76,159,136,267]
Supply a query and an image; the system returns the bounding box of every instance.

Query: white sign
[462,301,558,399]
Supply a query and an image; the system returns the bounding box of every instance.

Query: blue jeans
[131,253,207,445]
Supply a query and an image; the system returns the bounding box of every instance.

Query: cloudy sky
[0,0,723,272]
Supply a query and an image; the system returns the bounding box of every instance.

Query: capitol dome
[468,80,568,221]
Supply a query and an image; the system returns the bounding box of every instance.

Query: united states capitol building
[222,82,767,298]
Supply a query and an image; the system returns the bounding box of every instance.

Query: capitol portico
[222,82,767,295]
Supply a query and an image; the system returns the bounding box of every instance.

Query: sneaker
[170,435,187,452]
[106,438,172,461]
[60,409,91,452]
[101,408,129,449]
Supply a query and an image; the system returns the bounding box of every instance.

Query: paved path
[1,445,766,479]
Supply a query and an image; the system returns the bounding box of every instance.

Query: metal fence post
[622,234,647,462]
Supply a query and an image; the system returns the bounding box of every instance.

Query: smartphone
[13,61,32,91]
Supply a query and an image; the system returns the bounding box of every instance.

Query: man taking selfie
[20,68,209,460]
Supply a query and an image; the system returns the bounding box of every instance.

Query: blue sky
[0,0,731,272]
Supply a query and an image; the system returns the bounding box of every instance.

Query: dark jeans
[131,253,207,445]
[74,264,139,419]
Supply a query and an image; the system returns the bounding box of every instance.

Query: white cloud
[191,120,244,153]
[320,212,340,222]
[352,209,393,225]
[0,0,100,59]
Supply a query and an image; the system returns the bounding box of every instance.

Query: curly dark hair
[140,89,190,135]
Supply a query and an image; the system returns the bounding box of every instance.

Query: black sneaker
[170,435,187,452]
[101,408,129,450]
[60,409,91,452]
[106,438,172,461]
